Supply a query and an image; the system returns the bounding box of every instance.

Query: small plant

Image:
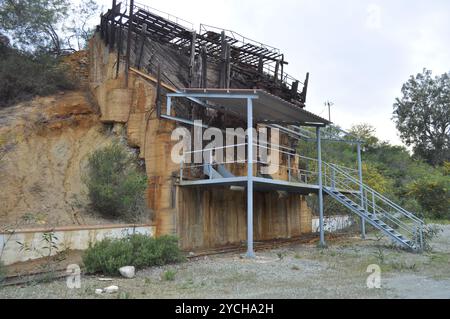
[419,224,443,252]
[390,261,417,272]
[117,291,132,299]
[83,235,185,276]
[373,247,385,264]
[162,269,177,281]
[17,231,62,280]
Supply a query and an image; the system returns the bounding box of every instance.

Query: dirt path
[1,225,450,299]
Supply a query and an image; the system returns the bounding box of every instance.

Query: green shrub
[408,176,450,219]
[0,45,74,107]
[83,235,185,276]
[84,143,148,221]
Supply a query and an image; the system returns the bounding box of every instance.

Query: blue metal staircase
[322,162,424,252]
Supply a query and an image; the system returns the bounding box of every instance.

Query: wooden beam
[130,67,177,92]
[156,65,162,118]
[125,0,134,87]
[201,46,208,88]
[109,0,117,50]
[189,31,197,87]
[137,23,148,69]
[225,42,231,89]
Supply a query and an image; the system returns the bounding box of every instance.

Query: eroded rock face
[0,91,121,228]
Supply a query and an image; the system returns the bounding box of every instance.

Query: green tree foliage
[83,235,185,276]
[0,0,100,53]
[84,143,148,222]
[65,0,99,51]
[361,162,392,194]
[349,124,379,151]
[393,69,450,166]
[408,176,450,219]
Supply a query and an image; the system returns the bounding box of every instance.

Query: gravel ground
[1,225,450,299]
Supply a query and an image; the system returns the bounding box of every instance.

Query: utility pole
[325,101,334,122]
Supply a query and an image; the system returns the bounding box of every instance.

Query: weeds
[163,269,177,281]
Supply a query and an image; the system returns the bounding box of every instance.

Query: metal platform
[180,176,320,195]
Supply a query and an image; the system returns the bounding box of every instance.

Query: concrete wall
[0,224,155,266]
[312,215,354,233]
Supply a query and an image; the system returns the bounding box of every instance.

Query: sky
[95,0,450,145]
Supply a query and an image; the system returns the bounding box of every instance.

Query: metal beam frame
[167,92,259,100]
[246,98,255,258]
[357,143,366,239]
[316,126,326,247]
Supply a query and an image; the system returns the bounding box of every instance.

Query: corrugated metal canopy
[179,88,331,126]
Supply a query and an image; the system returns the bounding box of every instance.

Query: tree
[65,0,99,51]
[393,69,450,166]
[348,123,379,151]
[0,0,100,54]
[0,0,69,53]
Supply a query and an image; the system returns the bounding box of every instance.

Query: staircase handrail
[324,162,424,225]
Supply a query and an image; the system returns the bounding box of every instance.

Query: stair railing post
[372,191,376,216]
[331,165,336,190]
[419,223,424,252]
[357,142,366,239]
[288,154,291,182]
[180,158,184,183]
[209,150,213,180]
[316,126,326,248]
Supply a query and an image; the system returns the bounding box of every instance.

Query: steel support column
[246,98,255,258]
[357,143,366,239]
[316,126,325,247]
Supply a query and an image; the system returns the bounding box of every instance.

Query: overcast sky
[96,0,450,145]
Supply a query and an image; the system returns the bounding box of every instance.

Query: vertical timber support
[125,0,134,87]
[109,0,116,50]
[116,18,123,79]
[156,65,162,118]
[201,46,208,88]
[189,31,197,87]
[274,61,280,84]
[357,143,366,239]
[316,126,326,248]
[137,23,148,69]
[301,72,310,104]
[225,43,231,89]
[246,98,255,258]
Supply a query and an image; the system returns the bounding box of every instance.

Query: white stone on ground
[119,266,136,279]
[104,285,119,294]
